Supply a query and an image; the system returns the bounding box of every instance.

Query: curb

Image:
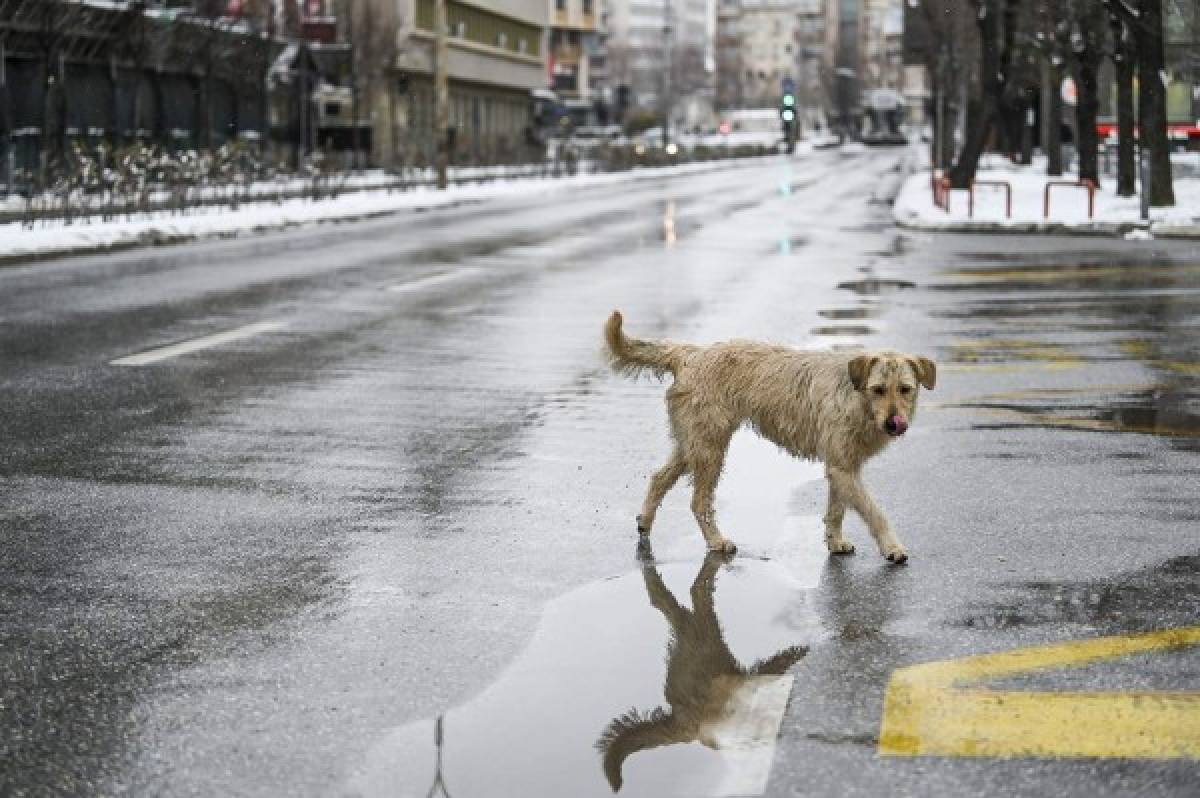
[894,218,1200,239]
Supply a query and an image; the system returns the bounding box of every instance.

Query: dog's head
[847,352,936,437]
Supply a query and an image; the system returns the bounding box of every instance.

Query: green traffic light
[781,109,796,122]
[783,94,796,107]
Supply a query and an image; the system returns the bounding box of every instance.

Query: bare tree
[339,0,401,169]
[1105,2,1137,195]
[1066,0,1108,186]
[948,0,1025,188]
[28,1,85,173]
[910,0,973,170]
[1104,0,1174,206]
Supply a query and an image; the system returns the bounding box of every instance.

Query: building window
[583,0,593,13]
[556,0,565,10]
[497,31,508,47]
[518,38,528,53]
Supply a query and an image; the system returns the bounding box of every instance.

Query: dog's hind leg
[826,466,908,563]
[637,448,687,535]
[822,475,855,555]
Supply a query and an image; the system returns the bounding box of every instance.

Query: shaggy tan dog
[604,310,935,562]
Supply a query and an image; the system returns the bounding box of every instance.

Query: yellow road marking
[939,264,1200,282]
[946,339,1085,371]
[879,627,1200,758]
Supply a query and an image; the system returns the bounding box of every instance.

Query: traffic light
[780,91,796,124]
[780,90,797,152]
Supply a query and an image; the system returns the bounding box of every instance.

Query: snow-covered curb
[0,156,781,263]
[893,160,1200,239]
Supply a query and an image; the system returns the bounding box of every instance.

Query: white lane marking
[385,267,481,294]
[710,674,795,797]
[110,321,287,366]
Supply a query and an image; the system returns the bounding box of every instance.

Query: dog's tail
[604,311,694,379]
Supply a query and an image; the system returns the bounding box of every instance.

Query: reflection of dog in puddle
[595,548,808,791]
[604,310,935,562]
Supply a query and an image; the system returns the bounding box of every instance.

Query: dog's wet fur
[604,311,935,562]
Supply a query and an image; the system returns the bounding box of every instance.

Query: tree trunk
[949,96,994,188]
[1134,0,1174,206]
[1074,54,1101,185]
[41,51,65,174]
[1019,89,1034,164]
[1042,61,1063,176]
[949,0,1002,188]
[1108,12,1137,196]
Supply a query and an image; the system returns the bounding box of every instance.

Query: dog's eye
[899,385,912,395]
[871,386,886,396]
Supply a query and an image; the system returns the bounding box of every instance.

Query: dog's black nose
[884,418,898,433]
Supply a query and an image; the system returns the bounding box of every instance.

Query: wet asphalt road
[1,149,1198,797]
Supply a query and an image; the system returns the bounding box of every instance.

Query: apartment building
[548,0,601,102]
[605,0,714,116]
[735,0,800,108]
[362,0,547,165]
[857,0,902,91]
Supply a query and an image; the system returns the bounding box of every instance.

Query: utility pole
[434,0,449,189]
[660,0,673,148]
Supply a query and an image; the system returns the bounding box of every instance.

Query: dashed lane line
[385,268,481,294]
[109,321,288,366]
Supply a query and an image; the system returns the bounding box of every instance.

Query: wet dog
[603,311,935,562]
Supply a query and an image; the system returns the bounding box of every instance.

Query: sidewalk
[893,152,1200,239]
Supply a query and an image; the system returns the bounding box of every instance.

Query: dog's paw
[708,538,737,556]
[883,545,909,565]
[636,514,654,535]
[826,539,856,555]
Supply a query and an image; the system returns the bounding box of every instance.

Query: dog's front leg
[826,467,908,564]
[690,460,737,555]
[822,477,854,555]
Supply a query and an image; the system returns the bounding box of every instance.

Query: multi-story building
[824,0,857,131]
[605,0,714,120]
[857,0,902,91]
[735,0,800,109]
[794,0,826,129]
[715,0,743,110]
[548,0,601,105]
[361,0,547,166]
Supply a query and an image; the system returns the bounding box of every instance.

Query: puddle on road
[837,278,915,296]
[956,554,1200,635]
[943,384,1200,446]
[810,325,873,337]
[348,552,818,798]
[773,235,809,256]
[817,306,880,321]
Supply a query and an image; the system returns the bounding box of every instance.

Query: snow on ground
[894,152,1200,237]
[0,157,778,262]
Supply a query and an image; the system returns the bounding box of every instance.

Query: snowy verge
[893,157,1200,238]
[0,157,780,263]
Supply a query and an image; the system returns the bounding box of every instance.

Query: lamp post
[660,0,673,148]
[434,0,449,189]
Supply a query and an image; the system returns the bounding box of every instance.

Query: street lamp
[660,0,673,148]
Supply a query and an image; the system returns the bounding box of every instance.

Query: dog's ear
[907,356,937,390]
[847,355,877,392]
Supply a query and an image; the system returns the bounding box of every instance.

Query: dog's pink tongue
[891,415,909,435]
